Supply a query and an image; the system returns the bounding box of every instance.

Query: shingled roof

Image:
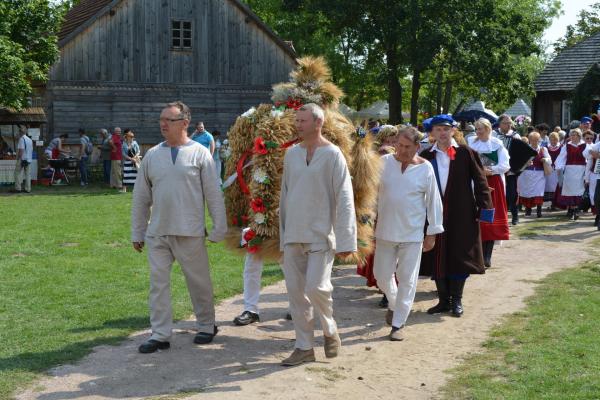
[57,0,295,58]
[535,32,600,92]
[58,0,114,42]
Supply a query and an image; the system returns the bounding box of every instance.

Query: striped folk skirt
[123,160,137,186]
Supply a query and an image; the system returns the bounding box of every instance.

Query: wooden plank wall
[49,0,296,85]
[47,82,273,144]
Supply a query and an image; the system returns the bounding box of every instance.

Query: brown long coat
[420,145,493,278]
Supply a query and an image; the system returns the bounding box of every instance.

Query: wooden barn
[46,0,297,144]
[533,32,600,128]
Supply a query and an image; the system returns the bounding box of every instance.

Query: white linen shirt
[279,143,357,252]
[375,155,444,242]
[429,138,459,195]
[131,140,227,242]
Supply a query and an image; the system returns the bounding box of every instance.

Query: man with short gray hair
[131,101,227,353]
[279,103,357,366]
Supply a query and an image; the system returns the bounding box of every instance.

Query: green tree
[554,2,600,53]
[0,0,64,110]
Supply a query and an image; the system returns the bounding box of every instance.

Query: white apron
[562,165,586,196]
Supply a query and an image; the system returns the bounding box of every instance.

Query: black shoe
[285,312,293,321]
[194,325,218,344]
[525,207,532,216]
[427,279,451,314]
[511,215,519,225]
[594,215,600,226]
[378,294,389,308]
[233,311,260,326]
[138,339,170,353]
[449,280,466,317]
[573,210,580,221]
[450,297,464,317]
[536,206,542,218]
[427,301,451,314]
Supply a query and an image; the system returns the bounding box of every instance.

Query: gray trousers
[146,235,215,341]
[14,160,31,192]
[283,243,337,350]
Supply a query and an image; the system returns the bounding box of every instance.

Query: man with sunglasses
[131,101,227,353]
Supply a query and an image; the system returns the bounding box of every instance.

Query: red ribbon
[447,146,456,160]
[236,150,253,195]
[235,138,300,197]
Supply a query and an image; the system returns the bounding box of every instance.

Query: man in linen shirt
[279,103,357,366]
[373,126,443,341]
[131,101,227,354]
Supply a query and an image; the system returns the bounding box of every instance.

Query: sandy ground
[17,212,599,400]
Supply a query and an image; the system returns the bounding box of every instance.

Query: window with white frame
[172,20,192,50]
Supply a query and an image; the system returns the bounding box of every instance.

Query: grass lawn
[0,184,283,399]
[442,260,600,399]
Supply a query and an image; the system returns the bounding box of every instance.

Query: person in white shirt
[493,115,522,225]
[279,103,357,366]
[13,127,33,193]
[373,126,443,341]
[555,129,589,220]
[131,101,227,354]
[517,132,551,218]
[468,118,510,269]
[584,138,600,228]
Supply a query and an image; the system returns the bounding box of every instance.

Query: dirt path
[17,213,599,400]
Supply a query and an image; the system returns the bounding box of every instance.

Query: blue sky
[543,0,598,51]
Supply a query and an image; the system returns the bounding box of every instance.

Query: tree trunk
[436,69,443,114]
[410,68,422,125]
[386,46,403,124]
[443,79,453,114]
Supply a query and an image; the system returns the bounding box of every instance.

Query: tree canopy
[245,0,560,123]
[554,2,600,54]
[0,0,64,110]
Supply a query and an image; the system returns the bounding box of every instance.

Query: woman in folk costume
[545,132,562,209]
[467,118,510,269]
[420,115,494,317]
[555,128,589,220]
[517,132,551,218]
[356,124,398,308]
[584,137,600,227]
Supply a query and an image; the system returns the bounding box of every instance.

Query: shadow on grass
[67,316,149,334]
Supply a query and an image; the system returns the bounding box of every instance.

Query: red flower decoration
[241,215,249,224]
[254,137,268,155]
[250,198,266,213]
[231,216,239,226]
[286,98,303,110]
[243,229,256,243]
[247,245,259,254]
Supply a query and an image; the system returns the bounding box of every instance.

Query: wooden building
[46,0,296,144]
[533,32,600,127]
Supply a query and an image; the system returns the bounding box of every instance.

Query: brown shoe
[324,333,341,358]
[386,309,393,326]
[281,348,315,366]
[389,326,404,341]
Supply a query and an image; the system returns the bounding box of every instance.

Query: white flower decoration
[254,213,266,224]
[241,107,256,118]
[271,108,284,118]
[253,168,269,184]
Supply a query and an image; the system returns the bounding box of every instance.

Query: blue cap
[581,116,593,123]
[430,114,457,127]
[422,118,433,132]
[430,114,456,128]
[369,126,381,134]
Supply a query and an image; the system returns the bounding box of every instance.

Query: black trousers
[505,174,518,218]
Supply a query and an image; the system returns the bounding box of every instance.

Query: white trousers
[146,235,215,341]
[283,243,337,350]
[243,253,264,314]
[373,239,423,328]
